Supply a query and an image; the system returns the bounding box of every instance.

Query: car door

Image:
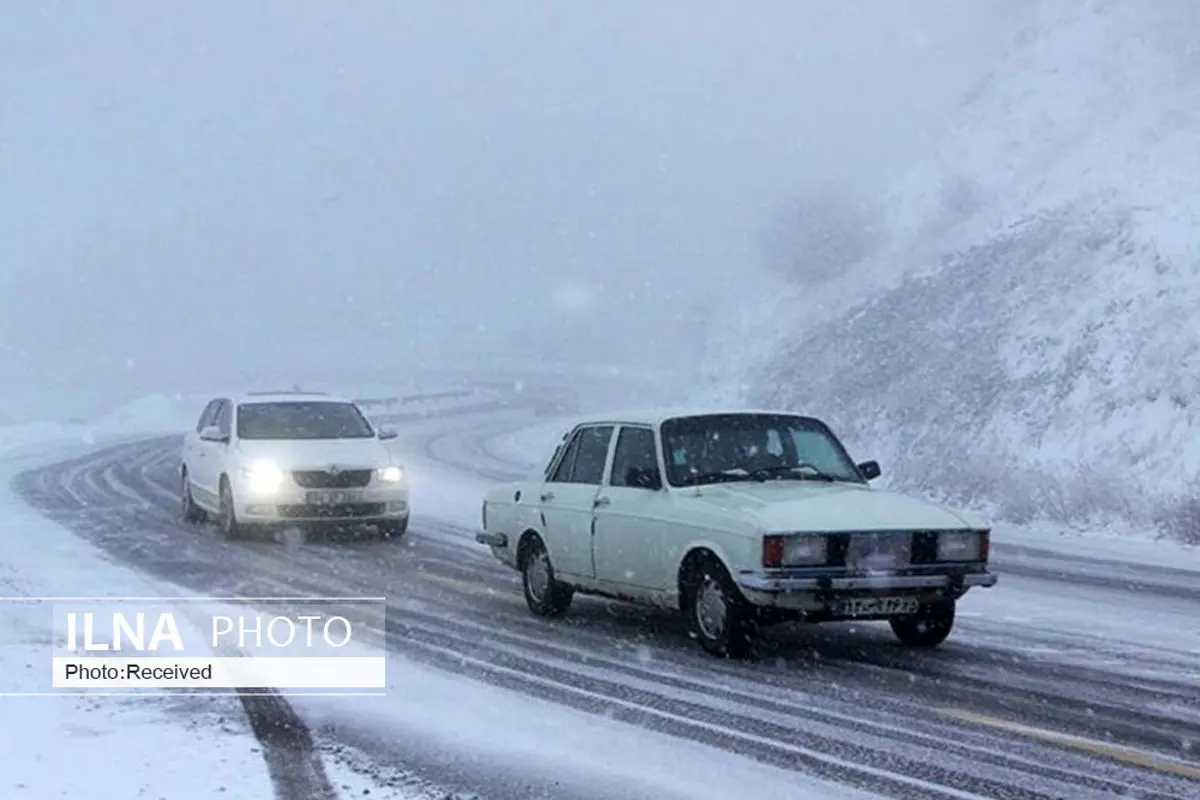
[592,424,671,593]
[185,399,221,505]
[537,424,614,581]
[194,399,232,503]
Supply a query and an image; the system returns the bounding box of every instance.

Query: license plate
[836,596,920,617]
[306,490,363,505]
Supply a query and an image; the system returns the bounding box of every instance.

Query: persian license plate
[836,596,920,617]
[306,490,364,505]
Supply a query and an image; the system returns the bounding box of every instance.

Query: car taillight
[481,500,488,529]
[979,529,990,563]
[762,535,785,568]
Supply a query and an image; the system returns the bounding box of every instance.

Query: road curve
[11,400,1200,800]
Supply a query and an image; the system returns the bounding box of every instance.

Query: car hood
[235,437,396,469]
[682,481,972,532]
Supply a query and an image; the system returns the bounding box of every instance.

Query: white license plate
[306,490,364,505]
[836,596,920,617]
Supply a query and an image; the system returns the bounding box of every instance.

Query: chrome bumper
[738,571,998,593]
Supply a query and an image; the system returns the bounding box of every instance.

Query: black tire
[520,535,573,617]
[378,517,409,539]
[217,477,244,541]
[684,557,757,658]
[180,468,207,524]
[890,597,956,647]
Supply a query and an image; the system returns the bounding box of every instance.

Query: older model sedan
[476,409,997,657]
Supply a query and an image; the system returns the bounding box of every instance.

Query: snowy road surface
[5,392,1200,799]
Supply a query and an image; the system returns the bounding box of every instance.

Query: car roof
[551,407,824,430]
[231,391,356,406]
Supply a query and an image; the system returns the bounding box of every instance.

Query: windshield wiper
[747,464,843,483]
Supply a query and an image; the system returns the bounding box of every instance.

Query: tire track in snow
[10,418,1200,800]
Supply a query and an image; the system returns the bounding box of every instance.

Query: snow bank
[720,0,1200,542]
[0,432,276,800]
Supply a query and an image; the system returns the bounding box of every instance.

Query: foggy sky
[1,1,1014,415]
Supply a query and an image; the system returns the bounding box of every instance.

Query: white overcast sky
[0,1,1014,408]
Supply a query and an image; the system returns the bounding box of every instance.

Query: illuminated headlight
[376,465,404,483]
[763,533,828,567]
[937,531,983,561]
[242,460,285,494]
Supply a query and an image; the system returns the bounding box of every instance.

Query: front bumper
[236,486,410,524]
[738,571,997,593]
[736,567,996,613]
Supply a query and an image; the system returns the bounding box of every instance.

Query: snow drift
[717,0,1200,541]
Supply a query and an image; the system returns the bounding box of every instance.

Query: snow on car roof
[233,391,354,406]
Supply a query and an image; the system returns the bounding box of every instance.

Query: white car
[476,409,997,657]
[179,392,410,540]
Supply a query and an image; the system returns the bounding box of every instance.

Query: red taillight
[979,530,990,563]
[762,535,784,568]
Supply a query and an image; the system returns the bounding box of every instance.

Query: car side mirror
[626,466,662,491]
[199,425,227,443]
[857,460,881,481]
[377,428,399,440]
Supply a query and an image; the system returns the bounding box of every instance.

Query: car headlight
[242,460,285,494]
[763,533,828,567]
[937,530,984,561]
[376,465,404,483]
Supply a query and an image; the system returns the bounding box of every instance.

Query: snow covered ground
[0,397,874,800]
[0,432,279,800]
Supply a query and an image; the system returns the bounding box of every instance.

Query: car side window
[195,400,219,433]
[568,425,613,484]
[609,426,658,487]
[215,400,233,438]
[548,430,583,483]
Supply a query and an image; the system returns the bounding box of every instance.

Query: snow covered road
[5,393,1200,799]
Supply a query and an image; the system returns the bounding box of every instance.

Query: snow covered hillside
[719,0,1200,541]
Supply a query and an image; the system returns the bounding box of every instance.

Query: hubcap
[526,549,551,603]
[695,577,728,640]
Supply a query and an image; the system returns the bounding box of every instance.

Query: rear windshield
[236,402,375,440]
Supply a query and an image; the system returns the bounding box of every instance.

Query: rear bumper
[738,571,997,593]
[476,531,509,548]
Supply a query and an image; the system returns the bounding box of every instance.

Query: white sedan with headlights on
[179,392,410,540]
[476,409,997,657]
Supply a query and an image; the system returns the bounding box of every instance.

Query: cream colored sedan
[477,409,997,657]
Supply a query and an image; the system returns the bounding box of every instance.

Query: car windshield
[236,401,375,440]
[660,413,864,487]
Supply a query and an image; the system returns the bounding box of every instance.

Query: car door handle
[593,496,611,508]
[540,492,555,502]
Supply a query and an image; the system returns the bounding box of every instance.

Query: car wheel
[520,535,573,617]
[378,517,408,540]
[890,598,955,647]
[217,477,244,541]
[180,469,207,524]
[686,558,756,658]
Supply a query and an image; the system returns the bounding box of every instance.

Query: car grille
[292,469,372,488]
[827,531,935,568]
[277,502,387,519]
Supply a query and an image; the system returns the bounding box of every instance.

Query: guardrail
[353,389,478,409]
